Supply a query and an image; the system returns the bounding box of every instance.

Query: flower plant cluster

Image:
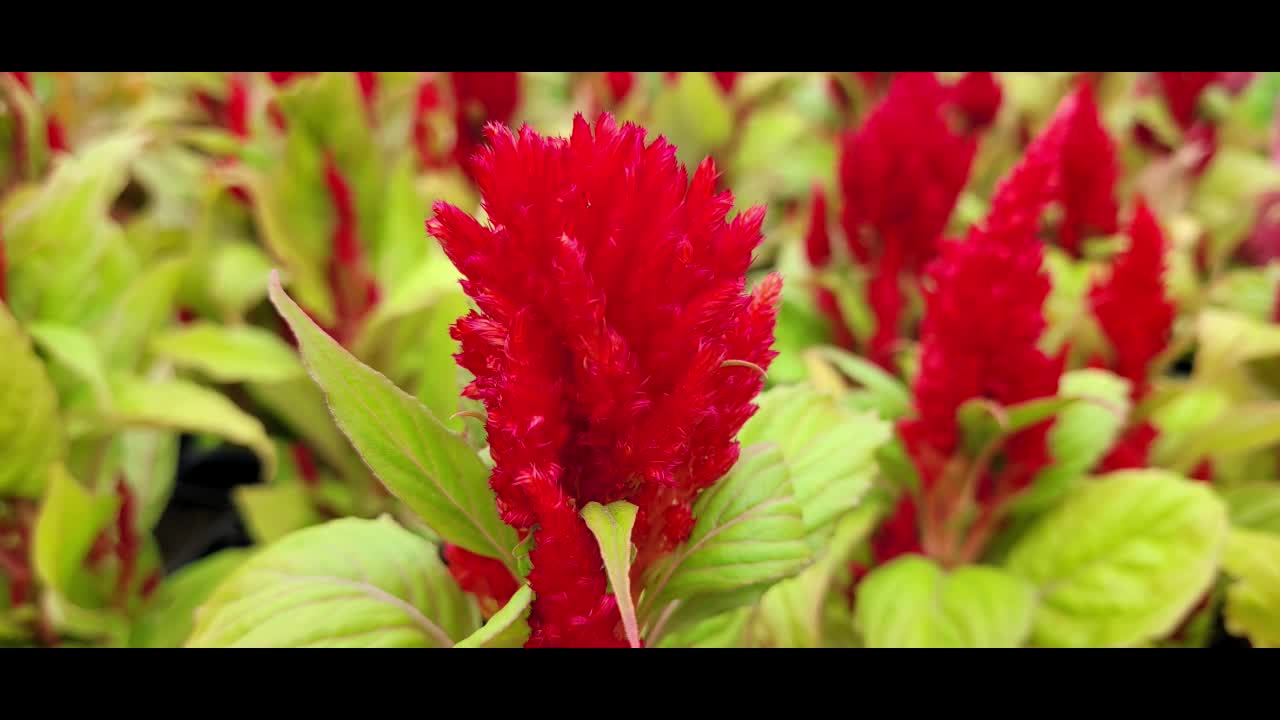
[1,72,1279,649]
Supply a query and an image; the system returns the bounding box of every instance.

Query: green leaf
[1222,483,1280,535]
[27,323,112,409]
[649,72,734,168]
[581,501,642,647]
[746,504,881,648]
[813,346,912,420]
[151,322,304,384]
[454,585,533,649]
[737,384,890,549]
[1012,369,1132,516]
[854,556,1036,648]
[117,428,180,531]
[188,517,480,648]
[1220,528,1280,648]
[108,375,275,482]
[206,242,276,320]
[411,292,470,433]
[1006,469,1229,647]
[1150,385,1230,466]
[96,255,188,371]
[1193,149,1280,266]
[0,304,65,498]
[33,465,119,596]
[233,484,322,545]
[353,253,461,359]
[130,549,251,648]
[1166,401,1280,475]
[656,607,752,649]
[245,377,369,484]
[1195,308,1280,379]
[268,272,518,571]
[642,445,809,618]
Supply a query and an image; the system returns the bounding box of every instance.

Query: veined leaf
[454,585,533,649]
[151,322,304,384]
[581,501,641,647]
[1007,469,1228,647]
[268,272,518,571]
[1220,528,1280,648]
[130,549,251,648]
[33,465,119,596]
[188,517,479,648]
[0,303,64,498]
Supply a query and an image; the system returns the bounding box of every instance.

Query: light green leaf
[33,465,119,596]
[130,549,251,648]
[747,504,880,648]
[642,445,809,618]
[655,606,752,649]
[649,72,734,168]
[0,304,65,498]
[1013,369,1132,516]
[1166,401,1280,475]
[1195,308,1280,380]
[1150,384,1230,466]
[737,383,890,549]
[1220,528,1280,648]
[854,556,1037,648]
[108,375,275,482]
[188,517,480,648]
[411,292,470,433]
[28,323,112,408]
[268,273,517,571]
[117,428,180,532]
[1222,483,1280,535]
[234,484,322,545]
[454,585,533,649]
[151,322,304,384]
[581,501,642,647]
[1007,469,1228,647]
[207,242,275,320]
[813,346,912,420]
[245,378,369,484]
[96,255,188,371]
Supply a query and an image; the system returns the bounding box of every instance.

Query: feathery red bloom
[1097,422,1159,473]
[322,155,379,345]
[449,72,520,171]
[267,72,307,87]
[1052,81,1119,257]
[947,72,1002,132]
[605,72,636,104]
[837,72,977,366]
[428,113,780,648]
[8,71,31,91]
[412,76,444,170]
[225,73,251,139]
[804,184,832,268]
[1089,199,1174,401]
[355,71,377,113]
[443,544,520,617]
[712,72,740,95]
[899,93,1071,557]
[45,116,68,153]
[1156,72,1221,130]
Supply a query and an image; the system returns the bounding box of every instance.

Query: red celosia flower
[712,72,740,95]
[412,75,443,169]
[225,73,251,139]
[1156,72,1221,130]
[1054,81,1118,257]
[8,71,31,90]
[1089,199,1173,401]
[888,95,1071,568]
[322,154,380,346]
[1097,422,1159,473]
[428,113,780,648]
[804,184,832,268]
[443,544,521,617]
[947,72,1002,132]
[268,71,307,86]
[836,72,977,367]
[449,72,520,172]
[355,71,377,113]
[290,443,321,488]
[605,72,635,104]
[45,116,68,153]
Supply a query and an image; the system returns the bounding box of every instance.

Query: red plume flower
[947,72,1002,132]
[322,154,379,345]
[449,72,520,172]
[605,72,636,104]
[442,544,521,617]
[428,113,780,647]
[1090,199,1175,471]
[836,72,977,367]
[1156,72,1221,130]
[804,184,832,268]
[712,72,740,95]
[1054,81,1119,257]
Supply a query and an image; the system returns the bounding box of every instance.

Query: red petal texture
[1096,421,1159,472]
[902,90,1070,500]
[443,543,520,616]
[355,71,377,113]
[45,117,68,153]
[605,72,635,104]
[804,184,832,268]
[712,72,740,95]
[450,72,520,173]
[1055,81,1118,257]
[947,72,1003,132]
[1156,72,1221,130]
[412,76,443,169]
[837,72,977,367]
[1089,198,1174,401]
[226,73,251,139]
[322,155,379,345]
[428,113,780,647]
